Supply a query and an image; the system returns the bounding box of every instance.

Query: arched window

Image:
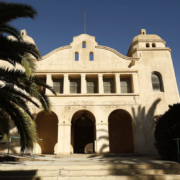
[151,72,163,92]
[75,52,79,61]
[152,43,156,48]
[90,52,94,61]
[82,41,86,48]
[146,43,150,48]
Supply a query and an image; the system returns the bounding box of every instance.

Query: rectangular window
[120,77,132,93]
[87,78,98,93]
[103,77,115,93]
[53,78,63,94]
[70,78,81,93]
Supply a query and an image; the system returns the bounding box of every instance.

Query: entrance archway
[35,111,58,154]
[71,110,96,153]
[108,109,135,153]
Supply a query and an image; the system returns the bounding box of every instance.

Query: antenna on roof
[84,10,86,34]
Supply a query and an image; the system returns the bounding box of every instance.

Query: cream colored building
[0,29,179,155]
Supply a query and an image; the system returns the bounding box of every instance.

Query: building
[0,29,179,155]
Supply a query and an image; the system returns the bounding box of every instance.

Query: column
[115,74,121,93]
[63,74,69,94]
[98,74,104,93]
[96,123,110,153]
[57,123,71,154]
[132,73,139,93]
[81,74,86,94]
[46,74,53,95]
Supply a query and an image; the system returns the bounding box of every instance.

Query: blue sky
[6,0,180,94]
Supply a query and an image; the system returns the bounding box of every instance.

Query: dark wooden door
[109,110,135,153]
[74,118,94,153]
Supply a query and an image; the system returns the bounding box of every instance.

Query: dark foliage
[154,103,180,161]
[0,1,56,152]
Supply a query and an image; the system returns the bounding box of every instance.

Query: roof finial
[84,10,86,34]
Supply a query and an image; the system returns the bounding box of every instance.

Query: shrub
[154,103,180,161]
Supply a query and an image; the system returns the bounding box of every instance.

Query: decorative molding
[45,93,140,97]
[129,47,171,56]
[58,123,71,126]
[40,46,72,60]
[95,45,140,61]
[35,70,139,73]
[132,39,166,46]
[96,123,109,125]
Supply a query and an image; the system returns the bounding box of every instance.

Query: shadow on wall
[94,98,161,154]
[0,170,40,180]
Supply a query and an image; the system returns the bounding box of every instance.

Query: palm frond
[38,91,52,113]
[20,53,36,78]
[0,67,56,96]
[0,2,37,25]
[0,83,39,108]
[0,35,41,66]
[0,100,37,152]
[0,24,22,40]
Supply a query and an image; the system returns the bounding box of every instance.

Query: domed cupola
[8,29,36,46]
[127,29,167,57]
[20,29,36,45]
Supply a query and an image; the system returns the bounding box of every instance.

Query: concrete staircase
[1,163,180,180]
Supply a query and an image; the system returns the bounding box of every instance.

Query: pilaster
[64,74,69,94]
[98,74,103,93]
[81,74,86,94]
[96,123,110,153]
[46,74,53,95]
[115,74,121,93]
[57,123,71,154]
[132,73,139,93]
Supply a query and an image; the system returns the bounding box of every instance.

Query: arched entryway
[108,109,135,153]
[35,111,58,154]
[71,110,96,153]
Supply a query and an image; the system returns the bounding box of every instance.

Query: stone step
[61,169,180,176]
[1,163,180,170]
[61,164,180,170]
[1,175,180,180]
[1,169,180,177]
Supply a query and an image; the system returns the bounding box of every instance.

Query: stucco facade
[0,29,179,155]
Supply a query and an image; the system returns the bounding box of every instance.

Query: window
[75,52,79,61]
[53,78,63,94]
[86,78,98,93]
[82,41,86,48]
[38,77,46,94]
[120,77,132,93]
[90,52,94,61]
[152,43,156,48]
[151,73,163,92]
[103,77,115,93]
[70,78,81,93]
[146,43,150,48]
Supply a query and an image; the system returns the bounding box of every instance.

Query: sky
[5,0,180,94]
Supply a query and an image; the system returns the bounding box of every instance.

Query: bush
[154,103,180,161]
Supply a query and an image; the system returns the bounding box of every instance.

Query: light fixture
[81,113,86,120]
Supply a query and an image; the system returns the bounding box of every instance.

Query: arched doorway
[71,110,96,153]
[108,109,135,153]
[35,111,58,154]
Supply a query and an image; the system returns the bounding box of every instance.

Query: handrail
[0,135,42,159]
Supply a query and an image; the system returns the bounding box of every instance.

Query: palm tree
[0,2,56,152]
